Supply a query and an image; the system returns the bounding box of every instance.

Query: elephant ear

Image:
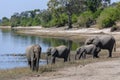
[47,47,52,56]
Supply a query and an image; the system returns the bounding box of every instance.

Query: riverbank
[14,26,113,41]
[1,26,120,80]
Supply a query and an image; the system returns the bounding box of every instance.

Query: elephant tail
[114,41,116,52]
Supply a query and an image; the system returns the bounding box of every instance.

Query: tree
[10,12,20,27]
[86,0,111,12]
[47,0,85,29]
[1,17,10,26]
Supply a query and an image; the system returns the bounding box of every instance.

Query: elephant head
[46,47,58,64]
[75,47,86,60]
[85,36,101,47]
[33,45,41,60]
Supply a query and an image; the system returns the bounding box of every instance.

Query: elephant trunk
[46,54,49,64]
[75,54,77,60]
[75,53,78,60]
[75,50,79,60]
[36,58,39,72]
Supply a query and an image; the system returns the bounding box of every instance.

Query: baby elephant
[75,44,101,60]
[26,44,41,72]
[46,45,70,64]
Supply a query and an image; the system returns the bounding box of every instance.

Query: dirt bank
[17,59,120,80]
[13,27,120,80]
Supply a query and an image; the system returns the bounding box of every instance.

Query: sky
[0,0,120,19]
[0,0,49,19]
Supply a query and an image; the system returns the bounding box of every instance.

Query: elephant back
[56,45,70,58]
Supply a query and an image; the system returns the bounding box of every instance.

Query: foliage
[47,0,85,28]
[86,0,110,12]
[97,6,120,28]
[77,11,93,28]
[0,17,10,26]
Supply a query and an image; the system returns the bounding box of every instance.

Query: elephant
[85,35,116,57]
[75,44,101,60]
[46,45,70,64]
[26,44,41,72]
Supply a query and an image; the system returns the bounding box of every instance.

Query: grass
[0,49,119,80]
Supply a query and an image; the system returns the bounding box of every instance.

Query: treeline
[0,0,120,29]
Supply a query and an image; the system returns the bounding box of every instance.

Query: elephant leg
[79,53,83,59]
[108,49,112,57]
[31,60,35,71]
[28,61,31,69]
[83,53,86,59]
[52,57,56,64]
[93,53,99,58]
[64,58,67,62]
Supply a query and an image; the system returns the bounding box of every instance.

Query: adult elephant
[26,44,41,72]
[46,45,70,64]
[75,44,101,60]
[85,35,116,57]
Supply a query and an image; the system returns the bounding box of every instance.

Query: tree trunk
[67,11,72,29]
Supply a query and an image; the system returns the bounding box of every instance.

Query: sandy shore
[17,59,120,80]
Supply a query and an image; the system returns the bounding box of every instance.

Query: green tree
[1,17,10,26]
[86,0,111,12]
[47,0,85,29]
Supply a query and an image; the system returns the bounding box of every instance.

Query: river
[0,29,82,69]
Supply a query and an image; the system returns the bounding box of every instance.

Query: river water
[0,29,82,69]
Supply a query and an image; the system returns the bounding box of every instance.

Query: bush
[110,25,120,32]
[77,11,94,28]
[97,7,120,28]
[72,14,78,23]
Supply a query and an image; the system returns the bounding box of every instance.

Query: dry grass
[0,49,119,80]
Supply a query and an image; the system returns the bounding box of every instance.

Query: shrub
[72,14,78,23]
[110,25,120,32]
[77,11,93,28]
[97,7,120,28]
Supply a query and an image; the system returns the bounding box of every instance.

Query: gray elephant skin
[75,44,101,60]
[85,35,116,57]
[26,44,41,72]
[46,45,70,64]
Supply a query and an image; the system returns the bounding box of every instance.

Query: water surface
[0,29,83,69]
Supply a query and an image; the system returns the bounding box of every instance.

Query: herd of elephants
[26,35,116,72]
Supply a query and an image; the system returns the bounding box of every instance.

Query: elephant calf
[46,45,70,64]
[75,44,101,60]
[26,44,41,72]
